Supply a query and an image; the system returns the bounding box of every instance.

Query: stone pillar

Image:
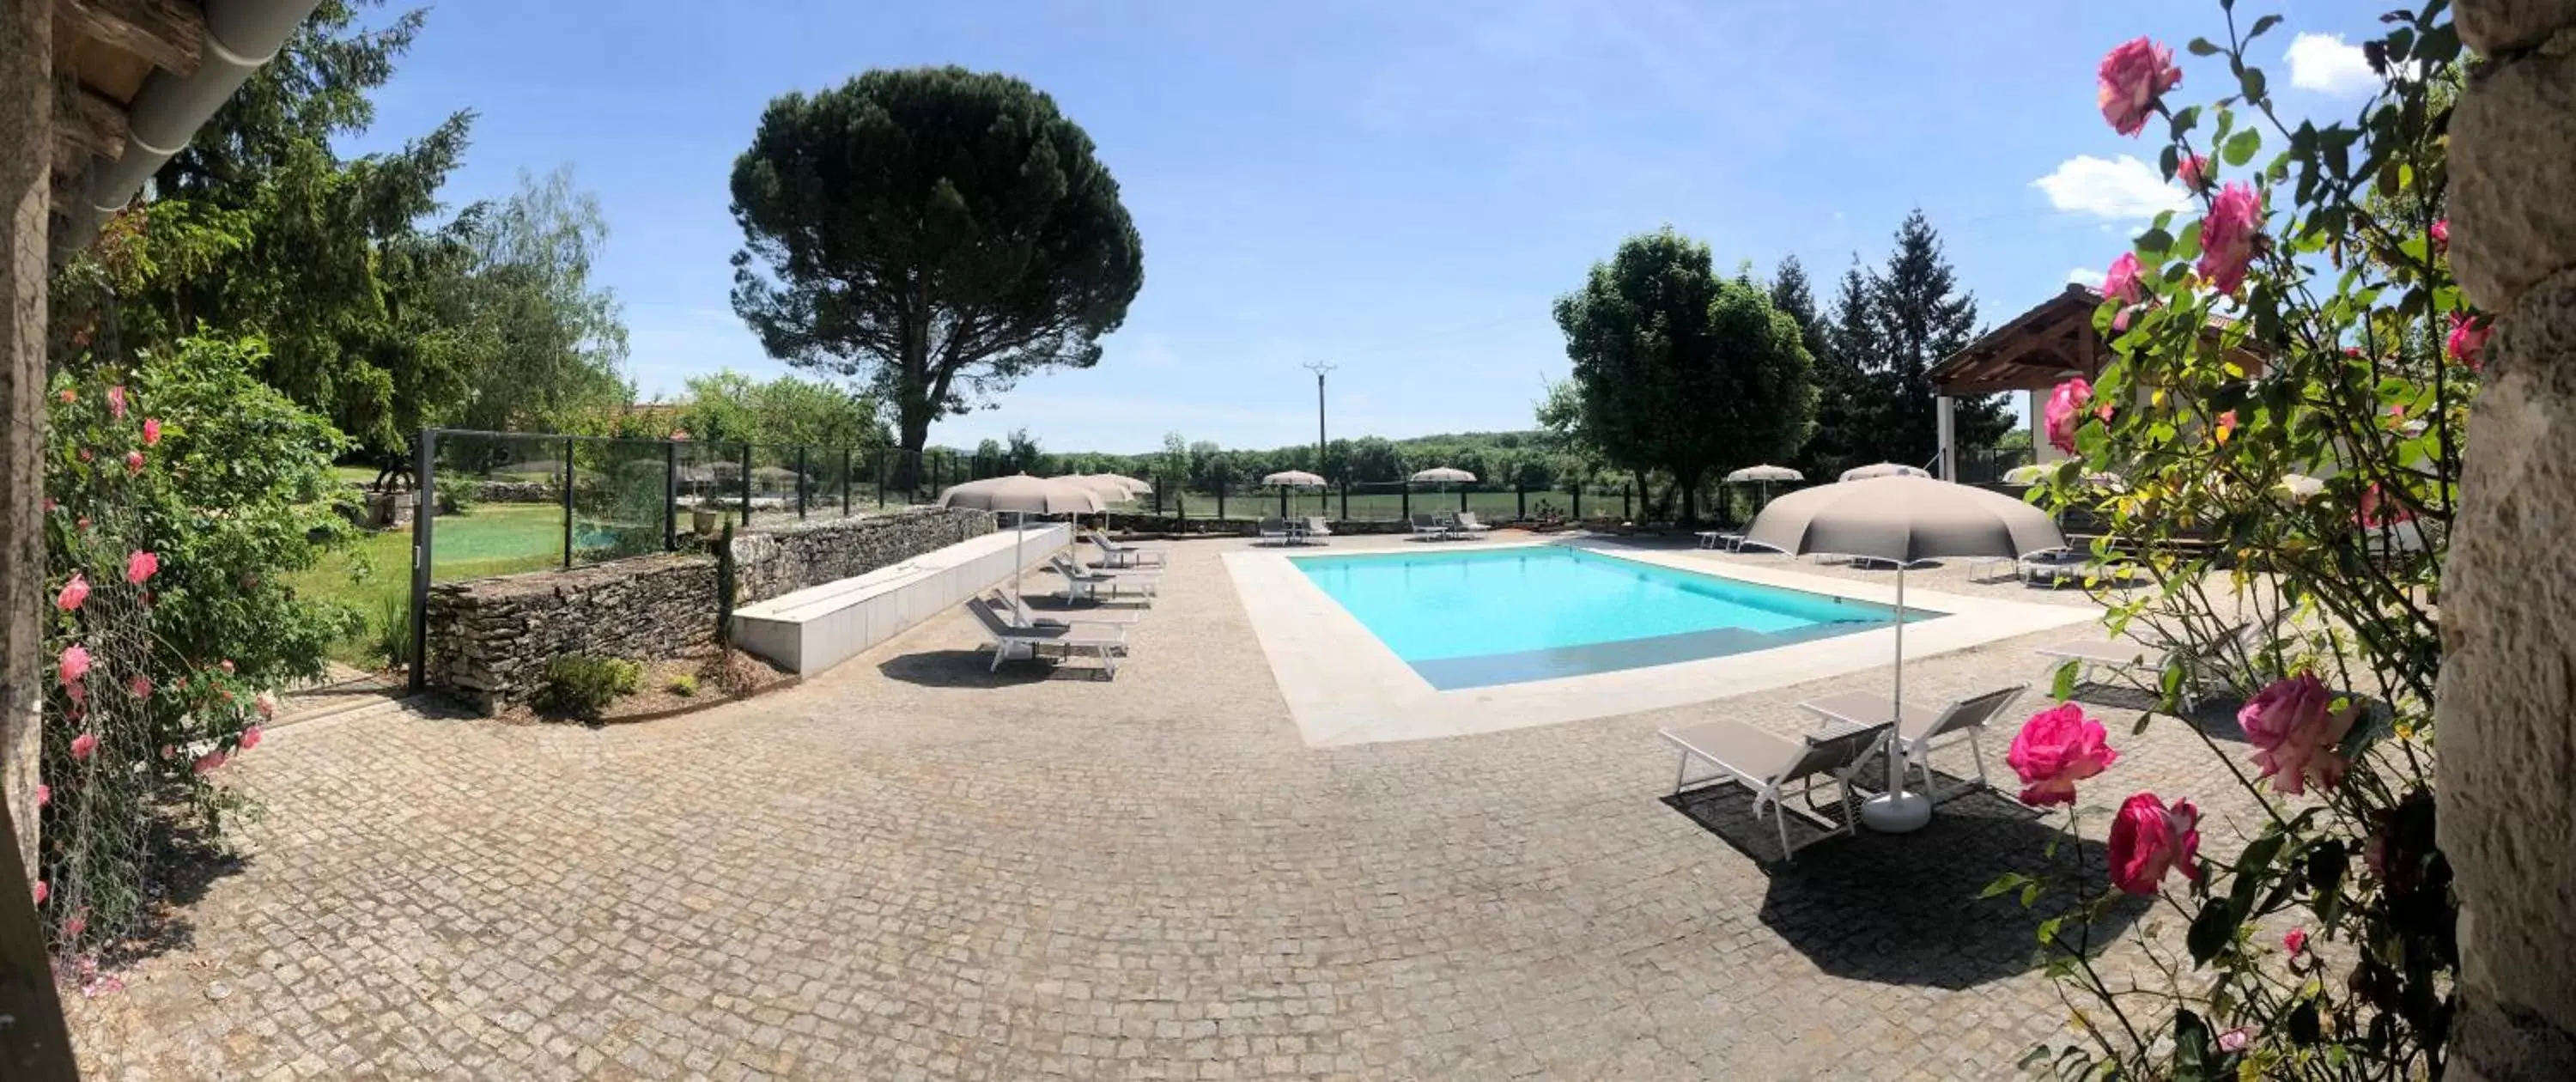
[1934,394,1957,481]
[2439,3,2576,1077]
[2,0,56,879]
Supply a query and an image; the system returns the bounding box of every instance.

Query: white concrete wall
[731,523,1072,675]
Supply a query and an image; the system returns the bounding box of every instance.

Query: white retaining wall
[729,523,1071,674]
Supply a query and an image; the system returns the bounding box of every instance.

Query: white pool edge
[1224,538,2105,747]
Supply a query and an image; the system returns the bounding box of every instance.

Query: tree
[1552,228,1816,522]
[677,371,887,450]
[1869,210,2013,462]
[1795,257,1886,479]
[448,168,631,435]
[727,68,1146,478]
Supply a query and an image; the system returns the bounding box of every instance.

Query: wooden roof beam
[57,0,206,83]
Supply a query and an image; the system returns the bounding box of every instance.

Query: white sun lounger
[967,598,1124,678]
[993,591,1144,629]
[1302,516,1334,541]
[2033,611,2284,709]
[1795,684,2029,805]
[1255,517,1298,546]
[1451,511,1493,534]
[1085,530,1168,568]
[1048,553,1160,605]
[1408,514,1454,541]
[1658,717,1895,859]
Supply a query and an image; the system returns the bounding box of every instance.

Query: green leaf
[2222,129,2263,167]
[2188,37,2221,57]
[2135,228,2175,258]
[2246,15,2282,40]
[2173,1008,2215,1079]
[2167,106,2201,139]
[2186,896,2238,964]
[2051,659,2080,701]
[2239,66,2267,102]
[1980,872,2032,899]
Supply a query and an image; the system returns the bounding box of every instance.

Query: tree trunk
[890,401,933,491]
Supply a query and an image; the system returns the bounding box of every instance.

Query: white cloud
[2287,33,2378,95]
[2032,155,2190,221]
[2067,266,2106,288]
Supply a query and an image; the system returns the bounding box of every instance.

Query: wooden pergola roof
[1931,283,2264,397]
[1929,284,2113,396]
[48,0,212,223]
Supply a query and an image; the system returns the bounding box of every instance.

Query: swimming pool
[1291,545,1937,690]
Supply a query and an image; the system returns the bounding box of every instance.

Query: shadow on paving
[878,648,1117,687]
[99,819,252,970]
[2063,684,2253,745]
[1665,780,2149,990]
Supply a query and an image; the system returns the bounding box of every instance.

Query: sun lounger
[1255,517,1297,546]
[1302,516,1334,541]
[967,598,1124,678]
[2033,611,2285,708]
[1048,553,1159,605]
[1451,511,1493,534]
[1796,684,2028,805]
[993,592,1144,629]
[1658,717,1895,859]
[1408,514,1454,541]
[1085,530,1168,568]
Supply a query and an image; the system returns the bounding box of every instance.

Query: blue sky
[349,0,2390,453]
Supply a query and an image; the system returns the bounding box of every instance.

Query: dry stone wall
[424,508,992,713]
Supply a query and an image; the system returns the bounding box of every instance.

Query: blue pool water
[1292,546,1936,690]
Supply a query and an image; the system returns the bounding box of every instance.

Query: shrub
[370,597,416,671]
[535,654,641,720]
[665,674,698,697]
[41,335,355,952]
[436,480,480,516]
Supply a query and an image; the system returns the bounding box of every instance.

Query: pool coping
[1223,538,2105,747]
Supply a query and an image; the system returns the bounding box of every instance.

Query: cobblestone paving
[66,538,2269,1079]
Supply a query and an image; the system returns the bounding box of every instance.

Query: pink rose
[671,429,690,441]
[70,732,99,762]
[58,643,91,687]
[77,447,92,463]
[2215,410,2238,446]
[2238,672,2359,795]
[35,783,48,808]
[106,385,127,419]
[2178,153,2211,191]
[2359,483,2415,527]
[33,881,46,905]
[125,550,157,586]
[2005,702,2120,806]
[2044,379,2100,454]
[254,691,276,720]
[58,387,76,404]
[2283,927,2307,954]
[65,915,85,939]
[2108,792,2202,894]
[2217,1028,2251,1054]
[143,417,161,447]
[2196,184,2262,295]
[2102,252,2145,306]
[2447,312,2491,371]
[2097,37,2183,136]
[192,751,228,775]
[220,659,235,674]
[2430,218,2448,253]
[129,674,152,699]
[242,723,265,750]
[125,449,144,475]
[56,572,89,612]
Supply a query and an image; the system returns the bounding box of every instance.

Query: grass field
[288,503,568,665]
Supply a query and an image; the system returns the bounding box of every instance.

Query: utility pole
[1303,362,1335,477]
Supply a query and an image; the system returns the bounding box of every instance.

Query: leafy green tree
[449,168,632,435]
[728,67,1146,474]
[1796,257,1886,479]
[1552,228,1816,522]
[677,371,887,449]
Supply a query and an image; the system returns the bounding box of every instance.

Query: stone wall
[2439,3,2576,1076]
[425,508,993,713]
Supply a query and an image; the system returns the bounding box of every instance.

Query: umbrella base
[1858,791,1933,834]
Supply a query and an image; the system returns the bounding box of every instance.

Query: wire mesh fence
[1132,477,1636,526]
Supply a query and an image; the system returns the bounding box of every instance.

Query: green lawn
[289,503,568,665]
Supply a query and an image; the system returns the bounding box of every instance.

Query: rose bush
[40,334,360,955]
[2000,3,2464,1078]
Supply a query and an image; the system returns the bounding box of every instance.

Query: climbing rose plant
[2004,3,2463,1078]
[40,334,360,956]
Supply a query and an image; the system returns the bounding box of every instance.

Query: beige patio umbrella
[1090,472,1154,496]
[939,474,1108,598]
[1063,475,1141,503]
[1408,466,1476,483]
[1741,475,2066,833]
[1725,464,1805,514]
[1839,461,1932,482]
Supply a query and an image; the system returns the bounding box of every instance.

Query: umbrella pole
[1860,563,1935,834]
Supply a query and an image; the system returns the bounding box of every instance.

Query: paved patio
[66,535,2263,1079]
